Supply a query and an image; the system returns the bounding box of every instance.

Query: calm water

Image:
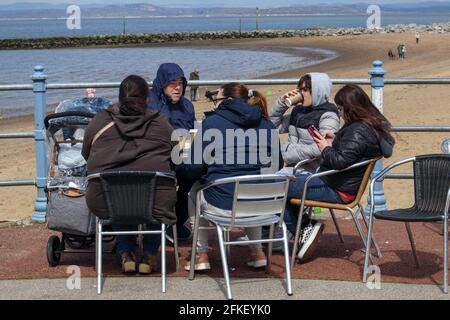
[1,14,450,39]
[0,46,336,117]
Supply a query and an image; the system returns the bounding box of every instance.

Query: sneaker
[167,224,192,243]
[247,248,267,268]
[138,254,158,274]
[120,251,136,273]
[297,220,324,261]
[184,252,211,271]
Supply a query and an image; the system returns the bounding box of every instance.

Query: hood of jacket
[307,72,332,107]
[215,99,263,128]
[151,63,188,100]
[105,104,159,139]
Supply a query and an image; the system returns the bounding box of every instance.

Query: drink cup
[285,92,303,107]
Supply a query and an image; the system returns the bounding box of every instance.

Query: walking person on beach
[189,69,200,102]
[397,44,403,59]
[402,44,407,59]
[148,62,196,241]
[416,31,421,44]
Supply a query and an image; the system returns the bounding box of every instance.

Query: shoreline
[1,31,450,220]
[1,21,449,50]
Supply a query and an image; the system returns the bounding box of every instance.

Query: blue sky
[0,0,440,6]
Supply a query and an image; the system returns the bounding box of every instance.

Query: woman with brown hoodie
[82,75,176,274]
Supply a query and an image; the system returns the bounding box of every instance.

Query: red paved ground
[0,219,446,286]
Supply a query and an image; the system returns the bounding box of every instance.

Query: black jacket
[320,121,395,195]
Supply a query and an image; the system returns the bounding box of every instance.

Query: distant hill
[0,2,449,19]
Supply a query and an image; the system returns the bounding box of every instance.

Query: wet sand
[1,32,449,222]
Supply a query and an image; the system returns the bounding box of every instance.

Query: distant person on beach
[397,44,404,59]
[270,72,340,173]
[281,84,395,261]
[148,62,196,242]
[388,49,395,60]
[416,31,421,44]
[189,69,200,102]
[82,75,176,274]
[402,44,407,59]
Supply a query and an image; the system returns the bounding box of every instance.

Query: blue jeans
[284,172,344,234]
[113,224,161,256]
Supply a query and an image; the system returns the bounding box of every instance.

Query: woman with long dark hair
[282,84,395,261]
[82,75,176,275]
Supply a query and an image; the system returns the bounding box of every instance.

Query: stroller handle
[45,111,95,129]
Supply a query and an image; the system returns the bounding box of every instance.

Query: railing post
[366,60,387,213]
[31,66,48,223]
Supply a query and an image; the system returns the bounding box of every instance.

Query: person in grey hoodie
[270,72,340,172]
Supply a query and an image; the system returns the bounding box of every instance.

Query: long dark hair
[335,85,394,141]
[221,82,268,119]
[118,75,149,116]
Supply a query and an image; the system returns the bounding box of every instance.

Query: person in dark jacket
[184,82,283,271]
[282,84,395,262]
[82,75,176,274]
[148,63,197,241]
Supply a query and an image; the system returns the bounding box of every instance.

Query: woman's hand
[281,89,300,103]
[313,131,332,152]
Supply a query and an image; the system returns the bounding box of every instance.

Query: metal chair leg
[281,222,293,296]
[266,224,274,273]
[172,224,180,271]
[96,219,103,295]
[189,211,202,280]
[405,222,420,268]
[216,225,233,300]
[347,208,374,265]
[444,215,449,294]
[329,209,345,243]
[290,204,307,270]
[138,224,144,256]
[161,224,166,293]
[363,211,375,283]
[358,203,382,258]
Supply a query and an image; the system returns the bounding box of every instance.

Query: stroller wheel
[47,235,62,267]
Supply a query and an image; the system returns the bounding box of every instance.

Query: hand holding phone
[307,125,321,139]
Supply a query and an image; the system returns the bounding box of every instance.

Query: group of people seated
[81,62,395,274]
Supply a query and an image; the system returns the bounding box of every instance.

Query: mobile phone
[307,125,321,139]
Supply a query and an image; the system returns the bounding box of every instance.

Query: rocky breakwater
[1,22,449,50]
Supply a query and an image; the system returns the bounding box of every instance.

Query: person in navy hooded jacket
[184,82,283,271]
[148,63,197,241]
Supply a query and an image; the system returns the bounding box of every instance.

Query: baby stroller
[44,96,113,266]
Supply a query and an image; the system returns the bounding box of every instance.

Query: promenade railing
[0,62,449,222]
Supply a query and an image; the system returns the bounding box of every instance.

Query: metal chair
[188,174,295,300]
[363,154,450,293]
[289,158,382,270]
[441,138,450,154]
[88,171,179,294]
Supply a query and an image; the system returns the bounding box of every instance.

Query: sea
[1,13,449,118]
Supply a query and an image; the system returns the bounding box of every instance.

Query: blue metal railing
[1,62,450,222]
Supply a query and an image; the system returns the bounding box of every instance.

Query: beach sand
[0,32,449,222]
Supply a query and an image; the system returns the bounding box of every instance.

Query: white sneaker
[297,220,324,261]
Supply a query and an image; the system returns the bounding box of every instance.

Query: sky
[0,0,441,6]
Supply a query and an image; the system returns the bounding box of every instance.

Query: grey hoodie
[270,72,340,171]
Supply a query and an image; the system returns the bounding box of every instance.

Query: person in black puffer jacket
[281,84,395,261]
